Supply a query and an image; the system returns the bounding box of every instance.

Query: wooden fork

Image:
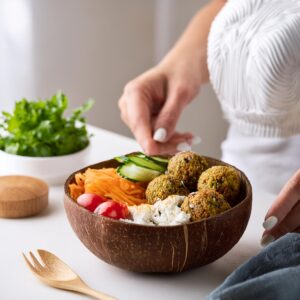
[22,249,117,300]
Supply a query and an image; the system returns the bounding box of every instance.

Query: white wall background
[0,0,228,158]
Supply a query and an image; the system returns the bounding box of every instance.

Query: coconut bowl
[64,155,252,273]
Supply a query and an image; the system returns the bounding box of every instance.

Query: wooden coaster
[0,175,49,218]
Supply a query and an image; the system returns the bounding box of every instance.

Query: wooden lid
[0,176,49,218]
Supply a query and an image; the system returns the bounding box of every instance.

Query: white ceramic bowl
[0,145,91,186]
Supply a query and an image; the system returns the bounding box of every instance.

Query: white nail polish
[153,128,167,142]
[191,136,202,145]
[177,142,192,152]
[263,216,278,230]
[260,235,275,247]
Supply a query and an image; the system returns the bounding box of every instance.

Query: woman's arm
[119,0,227,154]
[160,0,227,84]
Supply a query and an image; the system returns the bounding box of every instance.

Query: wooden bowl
[64,156,252,273]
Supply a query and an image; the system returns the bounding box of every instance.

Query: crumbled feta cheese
[126,204,155,226]
[124,195,190,226]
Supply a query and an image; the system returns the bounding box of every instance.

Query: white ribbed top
[208,0,300,137]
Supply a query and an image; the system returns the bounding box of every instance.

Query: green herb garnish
[0,92,94,157]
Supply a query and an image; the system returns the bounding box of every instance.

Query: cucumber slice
[117,163,162,182]
[114,155,128,163]
[126,155,166,172]
[150,156,169,165]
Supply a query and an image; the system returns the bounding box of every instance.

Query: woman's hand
[118,0,227,155]
[261,169,300,246]
[118,62,201,155]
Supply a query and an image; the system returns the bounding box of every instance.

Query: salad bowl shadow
[64,155,252,273]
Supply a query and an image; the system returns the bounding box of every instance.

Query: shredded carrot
[69,168,147,206]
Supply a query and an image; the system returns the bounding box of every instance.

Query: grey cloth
[206,233,300,300]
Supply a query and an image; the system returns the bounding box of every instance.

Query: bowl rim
[64,154,252,228]
[0,142,90,161]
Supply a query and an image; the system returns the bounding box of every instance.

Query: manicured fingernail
[177,142,192,152]
[263,216,278,230]
[260,235,275,247]
[153,128,167,142]
[191,136,202,145]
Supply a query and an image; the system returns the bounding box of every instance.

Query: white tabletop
[0,125,275,300]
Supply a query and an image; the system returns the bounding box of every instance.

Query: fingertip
[191,136,202,145]
[154,107,179,142]
[141,139,160,156]
[176,142,192,152]
[262,216,278,230]
[153,128,167,143]
[260,234,275,247]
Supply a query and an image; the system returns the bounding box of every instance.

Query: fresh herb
[0,92,94,157]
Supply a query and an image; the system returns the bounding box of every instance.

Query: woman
[118,0,300,250]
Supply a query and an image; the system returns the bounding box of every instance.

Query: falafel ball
[197,166,241,206]
[181,189,231,221]
[146,174,189,204]
[167,151,208,191]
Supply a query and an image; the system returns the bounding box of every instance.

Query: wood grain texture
[0,175,48,218]
[23,249,116,300]
[64,155,252,273]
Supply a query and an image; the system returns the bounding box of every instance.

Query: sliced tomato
[77,193,107,212]
[95,200,129,220]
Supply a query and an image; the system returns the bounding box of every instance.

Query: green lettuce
[0,92,94,157]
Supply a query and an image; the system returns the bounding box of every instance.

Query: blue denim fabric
[206,233,300,300]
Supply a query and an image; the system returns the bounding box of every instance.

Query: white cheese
[124,195,190,226]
